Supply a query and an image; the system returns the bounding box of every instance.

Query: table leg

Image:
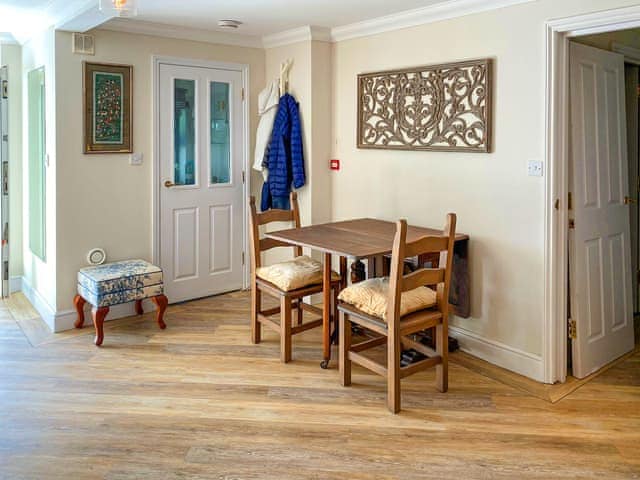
[73,295,86,329]
[320,252,332,369]
[135,299,144,315]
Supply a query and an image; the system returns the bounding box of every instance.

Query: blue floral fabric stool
[73,259,168,346]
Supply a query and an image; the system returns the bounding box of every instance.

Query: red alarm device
[330,159,340,170]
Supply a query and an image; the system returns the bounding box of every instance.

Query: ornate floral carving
[357,59,492,152]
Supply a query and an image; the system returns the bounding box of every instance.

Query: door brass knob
[624,196,636,205]
[164,180,175,188]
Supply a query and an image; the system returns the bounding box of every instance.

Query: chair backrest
[386,214,457,325]
[248,192,302,270]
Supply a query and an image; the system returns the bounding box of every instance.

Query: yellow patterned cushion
[256,255,339,292]
[338,277,437,321]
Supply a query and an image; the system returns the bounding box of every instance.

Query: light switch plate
[528,160,543,177]
[129,153,143,165]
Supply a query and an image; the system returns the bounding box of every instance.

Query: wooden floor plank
[0,291,638,479]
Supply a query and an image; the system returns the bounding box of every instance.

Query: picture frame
[83,61,133,154]
[357,58,492,153]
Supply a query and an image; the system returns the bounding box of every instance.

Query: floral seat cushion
[338,277,436,321]
[77,259,164,307]
[256,255,340,292]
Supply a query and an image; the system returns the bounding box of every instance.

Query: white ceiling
[131,0,445,37]
[0,0,534,46]
[0,0,62,42]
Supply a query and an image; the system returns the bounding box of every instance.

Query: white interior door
[159,63,244,303]
[569,42,635,378]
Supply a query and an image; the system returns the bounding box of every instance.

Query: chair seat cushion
[338,277,436,321]
[256,255,339,292]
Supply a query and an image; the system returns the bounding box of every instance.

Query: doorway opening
[567,29,640,379]
[545,6,640,384]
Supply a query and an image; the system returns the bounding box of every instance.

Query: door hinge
[242,251,245,265]
[569,218,575,229]
[568,191,573,211]
[241,88,245,101]
[242,170,246,184]
[1,80,7,99]
[568,318,577,340]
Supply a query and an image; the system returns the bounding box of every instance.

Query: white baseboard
[20,276,157,333]
[9,276,22,293]
[54,299,156,332]
[20,275,57,331]
[449,325,545,382]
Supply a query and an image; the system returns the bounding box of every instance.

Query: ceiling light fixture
[218,20,242,29]
[99,0,138,18]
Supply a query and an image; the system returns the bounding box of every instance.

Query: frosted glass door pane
[28,67,45,261]
[174,79,196,185]
[210,82,230,185]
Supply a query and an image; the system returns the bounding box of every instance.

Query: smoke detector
[218,19,242,29]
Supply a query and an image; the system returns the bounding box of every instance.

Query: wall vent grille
[72,33,95,55]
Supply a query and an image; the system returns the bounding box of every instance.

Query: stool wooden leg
[151,294,168,330]
[73,295,86,329]
[92,307,109,346]
[135,299,144,315]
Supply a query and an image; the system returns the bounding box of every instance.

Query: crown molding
[99,18,264,49]
[262,25,331,49]
[0,33,18,45]
[260,0,536,47]
[330,0,536,42]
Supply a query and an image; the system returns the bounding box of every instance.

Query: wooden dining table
[265,218,469,368]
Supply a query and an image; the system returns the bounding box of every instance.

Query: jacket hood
[258,79,280,115]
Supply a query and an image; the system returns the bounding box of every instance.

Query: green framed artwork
[83,62,132,153]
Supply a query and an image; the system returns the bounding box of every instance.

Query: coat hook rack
[279,59,293,95]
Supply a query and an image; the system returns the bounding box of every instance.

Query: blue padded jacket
[262,93,305,211]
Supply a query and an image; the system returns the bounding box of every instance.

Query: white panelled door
[159,63,244,303]
[569,42,635,378]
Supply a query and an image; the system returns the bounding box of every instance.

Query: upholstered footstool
[73,259,168,346]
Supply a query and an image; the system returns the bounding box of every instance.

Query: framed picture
[83,62,132,153]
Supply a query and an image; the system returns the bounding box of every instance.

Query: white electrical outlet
[527,160,543,177]
[129,153,143,165]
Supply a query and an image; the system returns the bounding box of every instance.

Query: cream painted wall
[330,0,640,363]
[0,44,23,280]
[310,41,332,226]
[54,29,265,313]
[262,40,332,270]
[22,27,57,320]
[264,41,313,226]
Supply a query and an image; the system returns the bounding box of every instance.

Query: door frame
[152,56,251,292]
[544,5,640,383]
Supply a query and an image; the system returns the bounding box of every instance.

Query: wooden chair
[338,214,456,413]
[249,192,340,362]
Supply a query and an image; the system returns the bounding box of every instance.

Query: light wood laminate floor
[0,291,638,479]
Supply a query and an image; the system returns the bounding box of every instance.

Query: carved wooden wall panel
[357,58,492,153]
